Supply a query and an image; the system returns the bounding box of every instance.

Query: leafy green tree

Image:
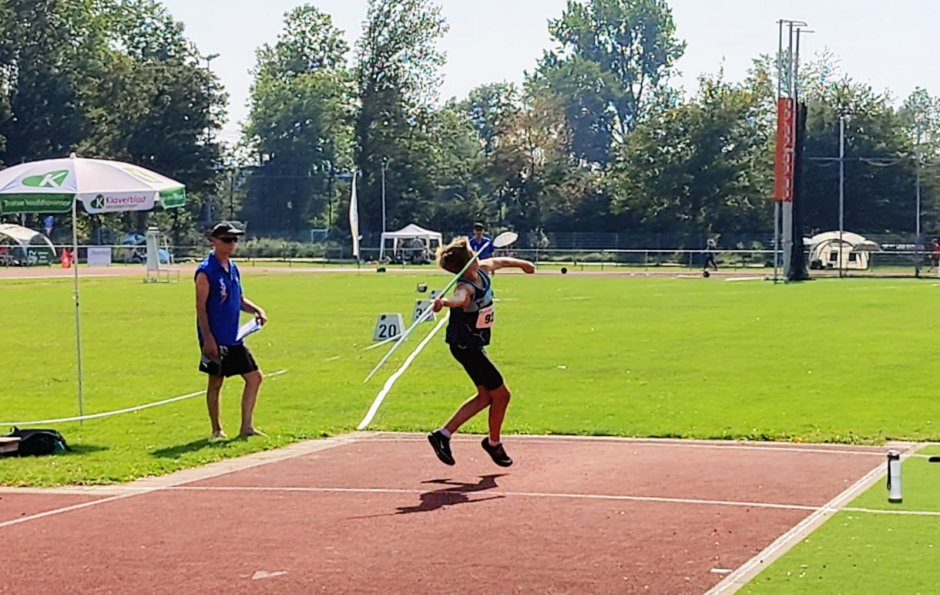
[354,0,448,233]
[545,0,686,143]
[241,5,354,233]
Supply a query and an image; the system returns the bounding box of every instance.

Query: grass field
[4,270,940,487]
[5,267,940,591]
[745,449,940,594]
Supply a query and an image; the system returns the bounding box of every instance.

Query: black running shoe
[481,438,513,467]
[428,431,455,466]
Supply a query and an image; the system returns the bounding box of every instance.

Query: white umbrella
[0,153,186,421]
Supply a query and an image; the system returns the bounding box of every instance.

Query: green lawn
[744,453,940,594]
[3,271,940,488]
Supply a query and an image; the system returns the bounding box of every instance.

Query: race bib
[476,305,495,329]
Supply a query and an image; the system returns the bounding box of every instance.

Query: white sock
[488,438,500,447]
[438,428,452,438]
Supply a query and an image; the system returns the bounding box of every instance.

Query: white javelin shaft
[357,312,449,430]
[362,240,491,383]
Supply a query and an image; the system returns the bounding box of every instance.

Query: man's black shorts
[449,344,504,391]
[199,344,259,378]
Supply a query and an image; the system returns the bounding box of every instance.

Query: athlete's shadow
[349,474,507,520]
[396,474,507,515]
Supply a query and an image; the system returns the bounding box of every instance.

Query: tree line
[1,0,937,247]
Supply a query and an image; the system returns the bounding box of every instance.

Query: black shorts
[449,344,504,391]
[199,344,259,378]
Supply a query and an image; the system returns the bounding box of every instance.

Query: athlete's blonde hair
[436,237,474,274]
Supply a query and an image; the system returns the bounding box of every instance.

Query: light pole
[839,114,847,277]
[915,125,923,275]
[381,158,388,233]
[203,54,220,144]
[776,18,809,282]
[203,53,220,223]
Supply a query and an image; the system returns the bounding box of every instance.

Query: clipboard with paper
[237,319,263,342]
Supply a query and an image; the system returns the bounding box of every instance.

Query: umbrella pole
[72,198,84,424]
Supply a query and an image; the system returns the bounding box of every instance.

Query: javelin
[362,231,519,384]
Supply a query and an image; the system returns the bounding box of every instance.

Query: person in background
[468,223,494,260]
[929,238,940,272]
[703,238,719,274]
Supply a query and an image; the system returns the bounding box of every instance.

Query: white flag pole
[349,171,360,269]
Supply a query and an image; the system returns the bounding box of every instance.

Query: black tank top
[445,270,494,348]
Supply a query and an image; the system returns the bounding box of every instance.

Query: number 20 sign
[373,313,405,342]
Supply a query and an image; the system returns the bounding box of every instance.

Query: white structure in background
[0,223,56,266]
[86,246,112,267]
[807,231,881,270]
[144,226,179,283]
[379,223,443,263]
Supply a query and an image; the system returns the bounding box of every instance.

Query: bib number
[476,305,495,329]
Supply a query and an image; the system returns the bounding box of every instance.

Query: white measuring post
[362,231,519,384]
[887,450,903,503]
[373,314,405,342]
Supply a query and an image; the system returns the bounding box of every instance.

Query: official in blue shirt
[195,221,268,439]
[468,223,494,260]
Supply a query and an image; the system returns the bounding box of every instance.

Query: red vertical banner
[774,97,796,202]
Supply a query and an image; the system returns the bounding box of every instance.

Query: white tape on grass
[0,370,288,427]
[357,313,449,430]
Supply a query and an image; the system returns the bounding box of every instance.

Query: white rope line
[0,370,288,427]
[357,313,449,430]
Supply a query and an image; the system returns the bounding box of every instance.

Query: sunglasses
[217,236,239,244]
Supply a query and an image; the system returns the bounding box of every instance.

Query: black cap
[210,221,245,238]
[473,222,485,230]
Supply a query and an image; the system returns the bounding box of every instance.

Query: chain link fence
[3,229,935,278]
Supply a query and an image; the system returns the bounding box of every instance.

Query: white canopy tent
[0,223,56,265]
[379,224,443,261]
[807,231,881,270]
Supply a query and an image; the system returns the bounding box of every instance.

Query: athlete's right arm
[195,272,218,358]
[481,257,535,274]
[433,285,472,312]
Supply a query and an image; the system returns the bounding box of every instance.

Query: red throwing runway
[0,433,903,594]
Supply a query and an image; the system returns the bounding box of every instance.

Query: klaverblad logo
[92,195,105,210]
[23,170,69,188]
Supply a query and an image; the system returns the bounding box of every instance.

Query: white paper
[237,320,263,342]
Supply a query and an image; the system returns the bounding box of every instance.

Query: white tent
[0,223,56,265]
[380,223,443,261]
[807,231,881,270]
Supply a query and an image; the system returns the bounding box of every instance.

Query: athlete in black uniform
[427,237,535,467]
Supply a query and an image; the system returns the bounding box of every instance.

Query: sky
[159,0,940,145]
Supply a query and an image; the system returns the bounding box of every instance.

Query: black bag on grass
[2,427,71,457]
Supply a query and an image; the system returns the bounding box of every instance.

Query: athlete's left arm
[241,296,268,326]
[480,257,536,274]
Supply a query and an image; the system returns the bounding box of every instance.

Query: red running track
[0,434,895,595]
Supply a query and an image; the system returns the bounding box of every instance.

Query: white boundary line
[357,313,448,430]
[703,442,926,595]
[0,370,289,427]
[3,434,923,497]
[358,432,920,458]
[0,431,363,530]
[152,486,940,518]
[841,507,940,517]
[161,485,823,511]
